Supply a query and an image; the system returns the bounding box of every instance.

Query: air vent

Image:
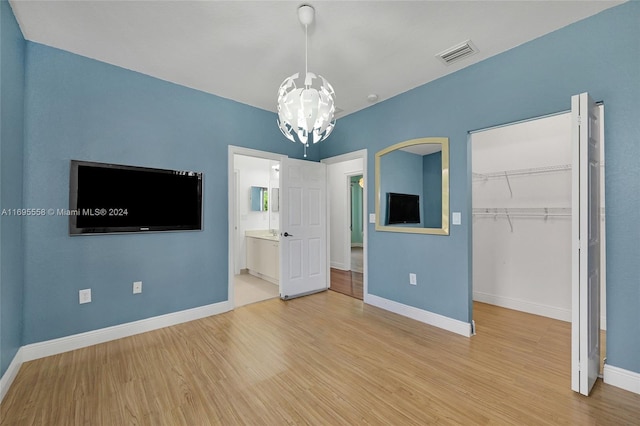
[436,40,478,65]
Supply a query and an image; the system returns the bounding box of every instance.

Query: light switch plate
[452,212,461,225]
[133,281,142,294]
[409,273,417,285]
[79,288,91,304]
[369,213,376,223]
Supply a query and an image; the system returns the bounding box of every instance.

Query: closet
[472,112,605,325]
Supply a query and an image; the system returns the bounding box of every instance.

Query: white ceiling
[9,1,622,118]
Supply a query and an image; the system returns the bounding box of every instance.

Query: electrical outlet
[409,273,417,285]
[79,288,92,304]
[133,281,142,294]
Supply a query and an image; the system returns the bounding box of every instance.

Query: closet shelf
[473,207,570,233]
[473,207,605,216]
[473,207,605,233]
[473,164,572,181]
[473,207,571,217]
[473,164,572,198]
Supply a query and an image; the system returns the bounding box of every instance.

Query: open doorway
[229,148,282,308]
[349,174,364,274]
[471,106,606,384]
[323,151,367,300]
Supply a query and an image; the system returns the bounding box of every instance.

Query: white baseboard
[0,348,24,403]
[474,291,571,322]
[604,364,640,395]
[21,300,232,362]
[473,291,607,330]
[247,270,278,285]
[330,261,348,271]
[365,294,472,337]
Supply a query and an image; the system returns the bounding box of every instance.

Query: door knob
[283,232,293,237]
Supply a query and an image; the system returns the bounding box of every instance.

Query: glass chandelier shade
[277,5,336,157]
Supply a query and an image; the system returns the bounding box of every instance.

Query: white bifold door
[279,158,328,299]
[571,92,602,396]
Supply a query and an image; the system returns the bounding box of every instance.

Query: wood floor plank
[2,293,639,425]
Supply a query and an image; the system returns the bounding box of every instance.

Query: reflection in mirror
[375,137,449,235]
[250,186,268,211]
[271,187,279,212]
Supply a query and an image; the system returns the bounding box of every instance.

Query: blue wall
[0,0,25,377]
[21,42,304,344]
[320,2,640,374]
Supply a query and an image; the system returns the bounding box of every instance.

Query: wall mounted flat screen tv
[386,192,420,225]
[69,160,203,235]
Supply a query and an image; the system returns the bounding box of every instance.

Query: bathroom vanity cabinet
[245,232,279,284]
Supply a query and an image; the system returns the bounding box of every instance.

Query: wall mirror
[271,187,280,212]
[250,186,268,211]
[375,137,450,235]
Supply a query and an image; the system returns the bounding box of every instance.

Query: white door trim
[345,171,365,271]
[321,149,368,300]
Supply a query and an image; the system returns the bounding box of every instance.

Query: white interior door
[571,92,601,396]
[280,158,327,299]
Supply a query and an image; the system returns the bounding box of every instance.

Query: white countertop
[245,230,279,242]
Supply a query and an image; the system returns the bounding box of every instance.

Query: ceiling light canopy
[277,4,336,158]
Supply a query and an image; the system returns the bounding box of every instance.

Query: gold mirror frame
[375,137,450,235]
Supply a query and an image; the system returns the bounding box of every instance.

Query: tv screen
[69,160,203,235]
[386,192,420,225]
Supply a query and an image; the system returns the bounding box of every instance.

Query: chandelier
[277,4,336,158]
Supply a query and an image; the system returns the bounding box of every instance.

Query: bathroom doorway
[231,149,281,307]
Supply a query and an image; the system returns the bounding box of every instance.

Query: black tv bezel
[69,160,203,235]
[386,192,420,225]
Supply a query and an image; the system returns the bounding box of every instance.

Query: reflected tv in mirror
[69,160,203,235]
[386,192,420,225]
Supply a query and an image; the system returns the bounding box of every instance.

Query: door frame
[468,102,606,394]
[228,146,286,308]
[345,172,364,271]
[322,149,369,300]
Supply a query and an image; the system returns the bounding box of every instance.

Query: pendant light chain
[304,24,309,87]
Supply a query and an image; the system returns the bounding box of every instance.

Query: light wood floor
[2,293,639,425]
